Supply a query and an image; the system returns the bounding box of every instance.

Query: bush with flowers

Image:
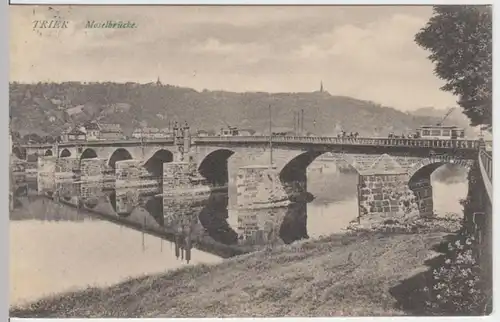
[419,227,492,315]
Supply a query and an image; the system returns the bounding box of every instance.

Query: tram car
[415,125,465,140]
[219,126,239,137]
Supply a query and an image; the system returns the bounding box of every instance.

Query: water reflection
[11,168,468,249]
[10,211,222,306]
[10,162,468,306]
[231,202,309,246]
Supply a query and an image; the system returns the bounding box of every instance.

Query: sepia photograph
[8,3,493,318]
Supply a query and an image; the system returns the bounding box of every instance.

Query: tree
[415,6,492,129]
[44,135,55,144]
[23,133,42,143]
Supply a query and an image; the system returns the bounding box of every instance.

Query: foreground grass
[10,231,449,318]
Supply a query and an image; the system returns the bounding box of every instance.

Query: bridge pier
[358,173,419,222]
[53,157,80,206]
[162,161,210,231]
[115,160,161,195]
[408,177,434,217]
[80,158,109,207]
[162,196,205,235]
[114,188,139,216]
[37,156,57,195]
[235,165,291,210]
[162,161,205,192]
[357,171,437,226]
[162,161,210,252]
[235,206,288,246]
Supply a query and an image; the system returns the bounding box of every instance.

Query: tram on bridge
[415,125,466,140]
[389,107,467,140]
[389,125,466,140]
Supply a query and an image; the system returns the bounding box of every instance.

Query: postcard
[8,4,493,318]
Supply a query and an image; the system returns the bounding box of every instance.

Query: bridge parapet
[20,137,486,156]
[478,149,493,202]
[194,136,482,150]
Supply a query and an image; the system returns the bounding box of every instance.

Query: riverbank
[11,230,452,318]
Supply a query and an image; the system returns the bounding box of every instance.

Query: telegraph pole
[300,109,304,134]
[269,104,273,167]
[296,111,300,135]
[293,111,296,133]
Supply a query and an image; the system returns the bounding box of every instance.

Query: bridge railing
[20,138,176,149]
[478,148,493,202]
[21,136,486,150]
[193,136,481,149]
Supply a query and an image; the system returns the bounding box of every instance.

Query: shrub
[420,229,491,315]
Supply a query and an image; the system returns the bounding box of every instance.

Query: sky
[10,5,458,112]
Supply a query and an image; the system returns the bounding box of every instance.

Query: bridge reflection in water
[28,173,316,262]
[12,155,474,263]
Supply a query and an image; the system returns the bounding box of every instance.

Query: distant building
[238,129,255,136]
[67,128,86,142]
[83,122,100,140]
[197,130,212,137]
[82,122,124,141]
[98,123,124,140]
[66,105,85,116]
[219,126,239,136]
[61,129,69,142]
[132,127,170,139]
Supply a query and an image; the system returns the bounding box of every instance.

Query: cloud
[286,12,455,109]
[9,5,457,111]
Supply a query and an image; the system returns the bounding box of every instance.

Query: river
[9,164,467,306]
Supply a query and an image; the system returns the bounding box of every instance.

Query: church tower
[156,76,162,86]
[320,81,324,93]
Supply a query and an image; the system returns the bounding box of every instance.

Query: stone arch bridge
[22,136,483,221]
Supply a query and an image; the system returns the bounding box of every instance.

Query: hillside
[9,82,440,137]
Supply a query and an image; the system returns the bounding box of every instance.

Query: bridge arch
[108,148,133,169]
[198,149,235,186]
[44,149,53,156]
[278,151,361,197]
[279,151,324,185]
[80,148,98,160]
[407,156,473,217]
[144,197,165,227]
[60,148,72,158]
[407,156,473,180]
[143,149,174,177]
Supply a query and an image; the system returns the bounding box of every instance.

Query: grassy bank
[11,231,451,318]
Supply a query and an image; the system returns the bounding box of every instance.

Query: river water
[9,164,467,306]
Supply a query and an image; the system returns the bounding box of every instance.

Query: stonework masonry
[236,165,289,209]
[37,156,57,194]
[408,177,434,216]
[358,173,421,222]
[162,162,210,237]
[235,207,286,246]
[30,143,479,244]
[115,159,161,195]
[163,162,203,192]
[115,188,140,215]
[80,158,109,200]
